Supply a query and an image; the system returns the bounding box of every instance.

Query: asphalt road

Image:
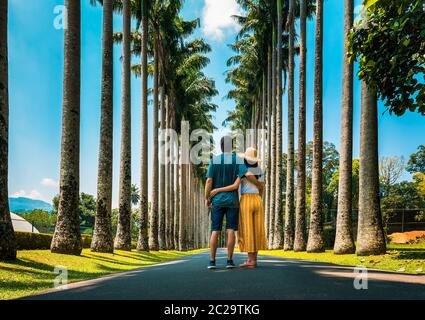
[25,249,425,300]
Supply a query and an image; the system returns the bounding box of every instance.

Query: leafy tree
[79,193,96,227]
[327,159,360,210]
[381,181,425,228]
[407,145,425,174]
[348,0,425,115]
[53,193,96,228]
[414,173,425,197]
[306,141,339,186]
[19,209,57,233]
[379,156,405,196]
[131,184,140,206]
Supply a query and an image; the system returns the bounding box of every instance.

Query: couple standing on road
[205,135,267,269]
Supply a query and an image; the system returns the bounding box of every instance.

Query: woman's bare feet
[239,261,257,268]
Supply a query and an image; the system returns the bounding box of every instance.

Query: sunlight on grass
[259,243,425,275]
[0,248,205,300]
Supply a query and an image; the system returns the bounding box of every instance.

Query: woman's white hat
[237,147,261,163]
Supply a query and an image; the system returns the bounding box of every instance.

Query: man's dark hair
[220,136,233,153]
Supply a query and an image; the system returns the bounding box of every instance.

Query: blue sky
[8,0,425,206]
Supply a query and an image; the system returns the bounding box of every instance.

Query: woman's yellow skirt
[238,194,268,253]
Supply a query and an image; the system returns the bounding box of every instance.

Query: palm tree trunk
[268,34,277,248]
[265,47,272,241]
[294,0,307,252]
[284,0,295,251]
[273,0,284,249]
[174,143,180,249]
[334,0,356,255]
[159,86,166,249]
[169,129,175,250]
[357,83,386,256]
[149,37,160,251]
[261,74,266,163]
[179,120,190,251]
[179,160,187,251]
[137,0,149,251]
[165,96,171,249]
[114,0,132,251]
[0,0,16,260]
[166,107,174,250]
[307,0,325,253]
[92,0,114,253]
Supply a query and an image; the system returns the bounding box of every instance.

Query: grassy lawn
[260,243,425,275]
[0,248,204,300]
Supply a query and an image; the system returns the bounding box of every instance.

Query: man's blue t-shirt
[206,153,248,208]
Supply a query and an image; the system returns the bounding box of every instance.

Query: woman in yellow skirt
[209,147,267,268]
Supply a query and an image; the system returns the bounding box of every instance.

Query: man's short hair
[221,136,233,153]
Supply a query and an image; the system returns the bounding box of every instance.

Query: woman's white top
[240,167,264,194]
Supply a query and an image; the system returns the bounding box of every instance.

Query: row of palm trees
[0,0,215,260]
[226,0,387,256]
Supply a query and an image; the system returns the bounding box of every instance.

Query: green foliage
[18,209,57,225]
[53,192,97,229]
[111,208,141,240]
[17,209,57,234]
[327,159,360,209]
[305,141,340,218]
[323,226,336,249]
[79,193,96,227]
[15,231,92,250]
[407,145,425,174]
[348,0,425,115]
[414,172,425,197]
[381,181,425,227]
[131,184,140,206]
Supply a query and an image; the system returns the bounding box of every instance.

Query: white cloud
[201,0,243,42]
[41,178,59,188]
[12,189,43,200]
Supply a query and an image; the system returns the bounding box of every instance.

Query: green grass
[0,248,205,300]
[260,242,425,275]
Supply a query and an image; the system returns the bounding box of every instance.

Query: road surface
[25,249,425,300]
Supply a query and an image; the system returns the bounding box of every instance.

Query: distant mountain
[9,197,53,213]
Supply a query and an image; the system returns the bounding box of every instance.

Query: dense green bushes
[323,226,336,249]
[15,231,92,250]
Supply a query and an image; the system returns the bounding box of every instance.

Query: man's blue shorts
[211,206,239,231]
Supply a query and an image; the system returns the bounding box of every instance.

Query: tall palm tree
[265,46,272,240]
[273,0,284,250]
[169,120,175,250]
[269,31,277,248]
[159,86,166,249]
[179,123,188,251]
[149,34,160,251]
[51,0,82,256]
[92,0,114,253]
[166,103,172,249]
[357,83,386,256]
[0,0,16,260]
[334,0,355,255]
[284,0,295,251]
[115,0,132,252]
[174,143,180,248]
[294,0,307,252]
[307,0,324,253]
[137,0,149,252]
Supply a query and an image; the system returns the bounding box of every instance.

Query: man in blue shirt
[204,136,261,269]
